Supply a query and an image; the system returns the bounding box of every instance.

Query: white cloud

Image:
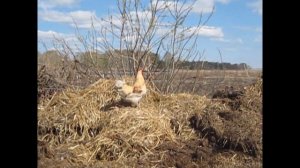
[216,0,231,4]
[39,10,102,28]
[39,10,71,22]
[38,30,76,51]
[38,30,93,53]
[38,30,55,39]
[99,14,127,29]
[151,0,179,10]
[123,34,137,42]
[38,30,76,41]
[248,0,262,15]
[191,0,231,13]
[191,0,215,14]
[211,38,230,42]
[156,25,224,39]
[211,37,244,44]
[130,10,152,21]
[191,26,224,38]
[96,37,104,42]
[38,0,80,9]
[151,0,217,14]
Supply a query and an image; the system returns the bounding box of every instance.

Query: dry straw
[38,77,262,167]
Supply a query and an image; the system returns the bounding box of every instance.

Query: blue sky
[38,0,262,68]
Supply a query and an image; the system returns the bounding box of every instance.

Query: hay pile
[241,77,262,112]
[38,77,262,167]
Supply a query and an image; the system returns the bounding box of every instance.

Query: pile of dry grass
[38,78,205,165]
[241,77,262,113]
[38,77,262,167]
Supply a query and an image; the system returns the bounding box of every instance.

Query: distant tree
[162,52,173,70]
[238,63,251,70]
[78,51,108,70]
[38,50,65,68]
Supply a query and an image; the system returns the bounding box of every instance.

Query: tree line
[38,50,251,71]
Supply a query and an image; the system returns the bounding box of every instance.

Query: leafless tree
[40,0,215,94]
[97,0,214,93]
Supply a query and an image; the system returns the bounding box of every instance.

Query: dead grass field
[38,70,262,168]
[38,68,261,100]
[152,69,261,96]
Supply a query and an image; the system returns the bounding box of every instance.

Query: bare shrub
[39,0,219,94]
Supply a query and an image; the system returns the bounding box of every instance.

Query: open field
[38,69,262,167]
[38,69,261,100]
[152,69,261,96]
